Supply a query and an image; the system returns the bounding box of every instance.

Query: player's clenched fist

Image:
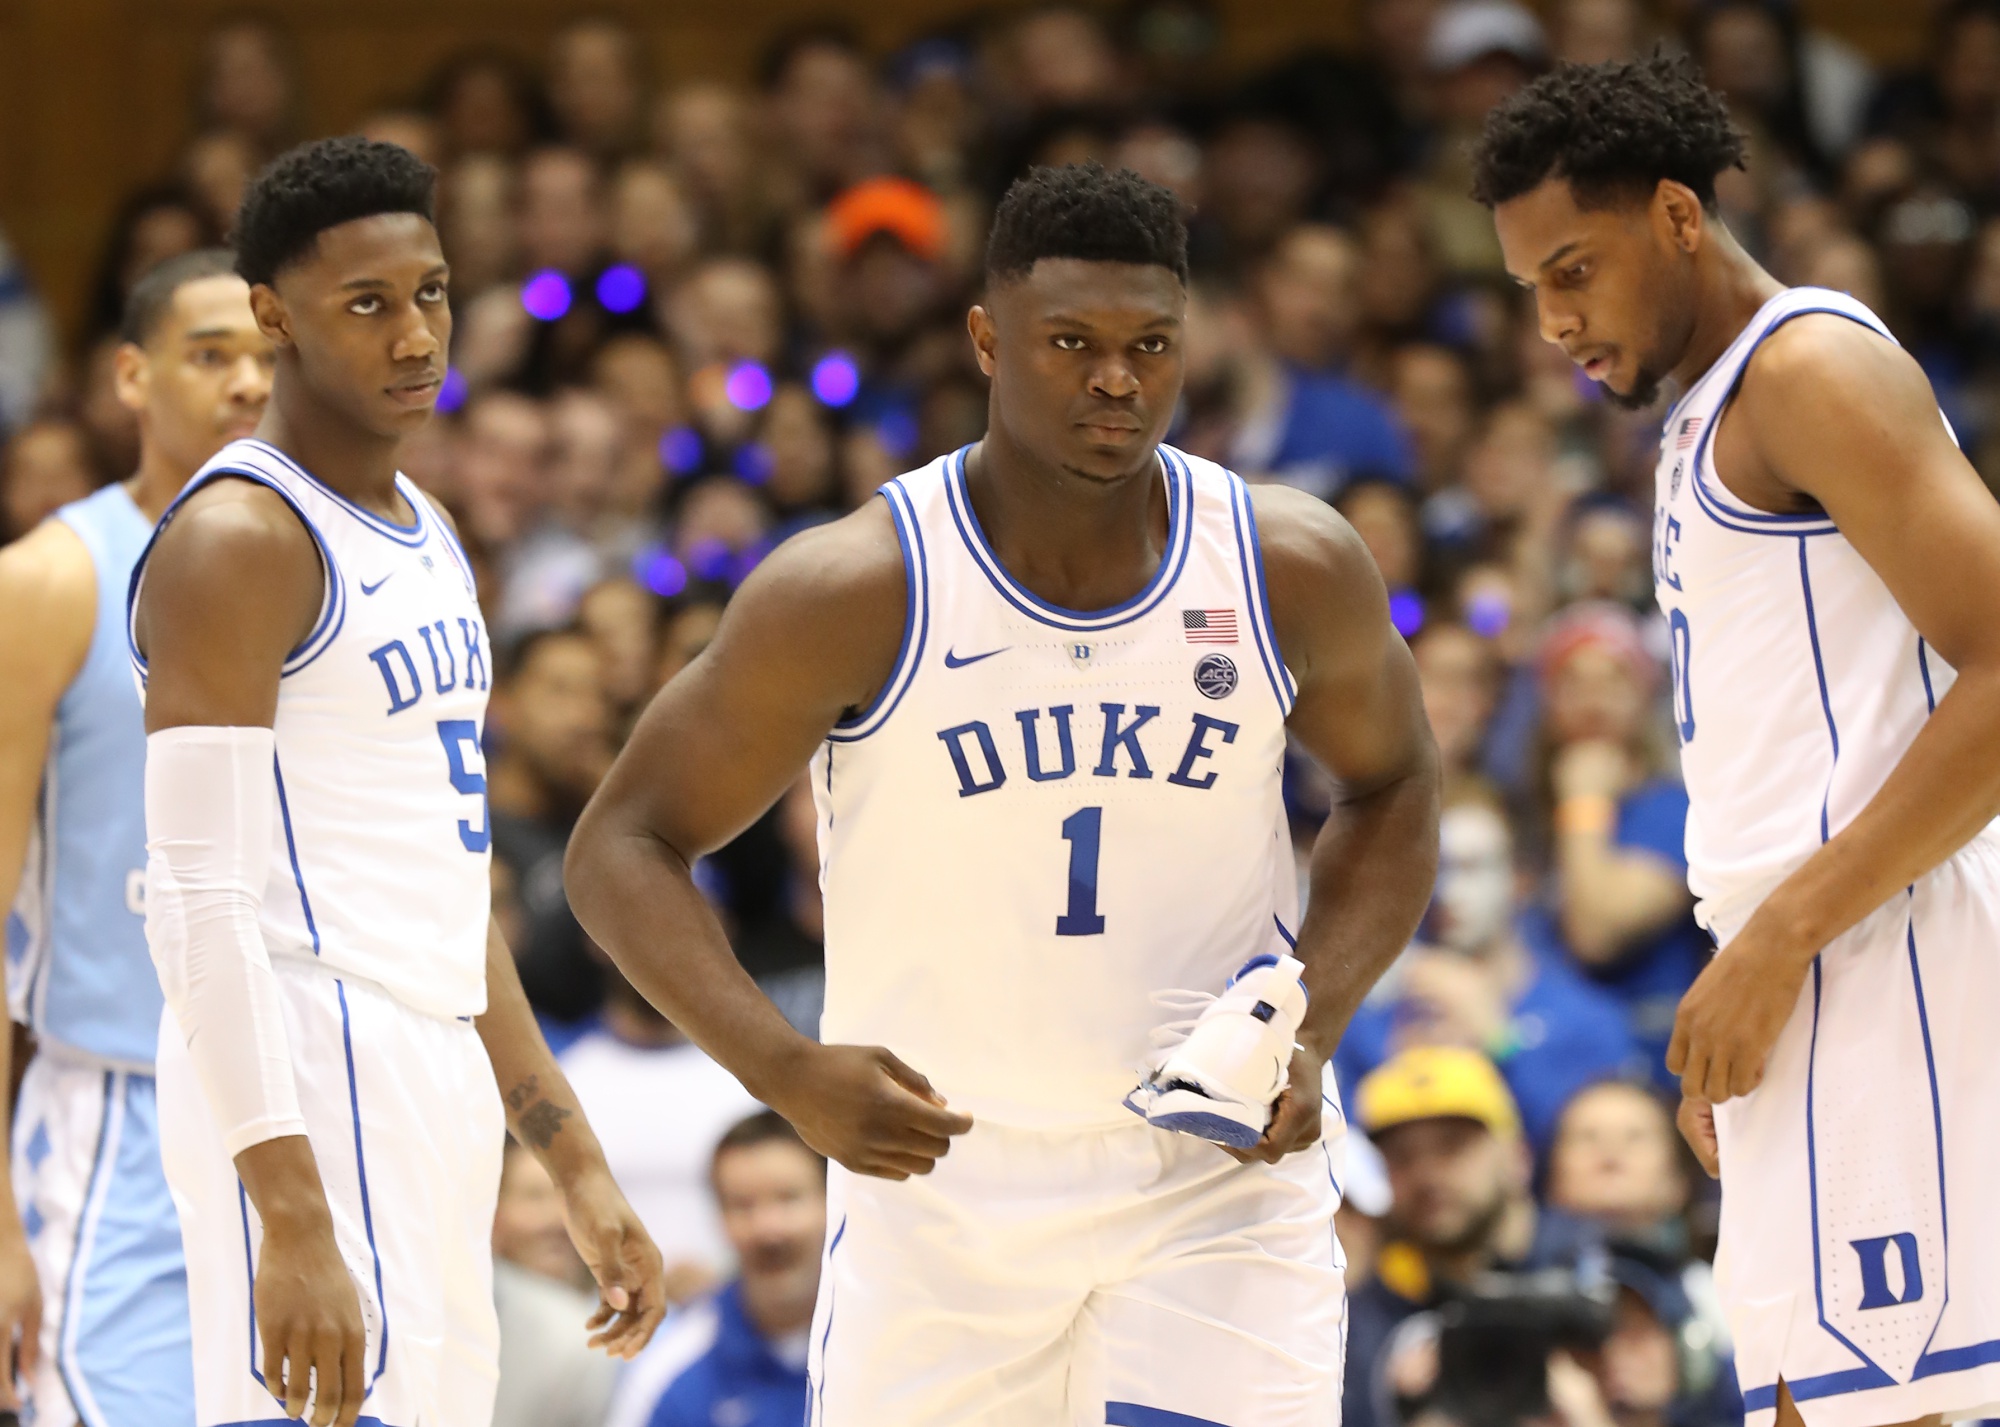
[772,1044,974,1180]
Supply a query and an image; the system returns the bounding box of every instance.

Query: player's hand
[1666,916,1813,1102]
[1677,1095,1720,1179]
[0,1219,40,1410]
[559,1166,667,1359]
[772,1044,973,1180]
[253,1209,366,1427]
[1225,1049,1324,1165]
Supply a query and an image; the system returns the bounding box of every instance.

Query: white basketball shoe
[1124,953,1309,1149]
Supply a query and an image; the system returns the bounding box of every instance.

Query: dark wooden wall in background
[0,0,1926,343]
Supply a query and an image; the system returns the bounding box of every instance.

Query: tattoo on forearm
[504,1074,573,1150]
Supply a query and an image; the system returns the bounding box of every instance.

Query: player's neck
[257,377,408,518]
[964,429,1168,613]
[1668,234,1786,397]
[124,445,193,523]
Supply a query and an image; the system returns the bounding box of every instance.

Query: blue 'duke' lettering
[369,618,490,716]
[938,705,1236,798]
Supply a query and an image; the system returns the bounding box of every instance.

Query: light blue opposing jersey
[130,439,493,1020]
[6,484,160,1066]
[810,445,1301,1129]
[1651,286,1988,937]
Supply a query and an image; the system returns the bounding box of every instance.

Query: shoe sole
[1143,1088,1265,1149]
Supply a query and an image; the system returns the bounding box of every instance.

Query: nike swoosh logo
[943,647,1008,669]
[360,573,393,595]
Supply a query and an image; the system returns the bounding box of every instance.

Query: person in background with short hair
[604,1111,825,1427]
[491,1138,619,1427]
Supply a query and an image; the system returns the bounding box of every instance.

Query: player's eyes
[419,282,447,303]
[1053,335,1088,351]
[349,296,383,315]
[1136,337,1170,355]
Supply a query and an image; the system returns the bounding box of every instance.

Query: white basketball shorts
[1714,834,2000,1427]
[156,960,505,1427]
[805,1112,1347,1427]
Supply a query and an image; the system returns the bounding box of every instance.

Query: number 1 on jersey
[1056,806,1106,936]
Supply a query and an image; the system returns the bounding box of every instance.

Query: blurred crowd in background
[0,0,1976,1422]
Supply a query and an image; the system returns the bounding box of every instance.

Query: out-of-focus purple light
[634,546,689,598]
[596,264,646,314]
[521,270,572,321]
[686,537,735,583]
[1388,589,1425,638]
[811,351,861,407]
[875,409,918,460]
[730,539,772,587]
[435,367,469,414]
[1465,591,1511,640]
[734,442,774,485]
[723,361,773,412]
[659,426,703,475]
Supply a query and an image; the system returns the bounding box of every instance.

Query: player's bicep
[137,486,323,733]
[1751,327,2000,671]
[591,512,906,860]
[0,527,93,893]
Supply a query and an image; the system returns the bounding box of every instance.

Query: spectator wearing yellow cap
[1342,1045,1607,1427]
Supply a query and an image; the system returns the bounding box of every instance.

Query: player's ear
[111,340,150,414]
[967,305,997,379]
[248,282,294,349]
[1655,179,1705,255]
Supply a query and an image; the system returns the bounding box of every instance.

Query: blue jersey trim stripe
[942,445,1195,631]
[1918,638,1938,715]
[1226,469,1296,715]
[127,468,347,678]
[272,755,321,956]
[1802,957,1890,1386]
[238,1182,263,1390]
[1106,1404,1235,1426]
[1798,538,1840,845]
[1907,896,1952,1364]
[810,1214,848,1426]
[335,979,392,1392]
[243,439,429,546]
[56,1071,119,1427]
[1683,303,1892,539]
[827,479,929,743]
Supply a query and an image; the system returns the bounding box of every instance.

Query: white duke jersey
[1651,286,1987,934]
[130,438,493,1019]
[810,445,1301,1128]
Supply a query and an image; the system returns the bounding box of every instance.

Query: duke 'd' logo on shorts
[1193,652,1237,699]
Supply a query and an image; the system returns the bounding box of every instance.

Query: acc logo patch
[1669,459,1684,500]
[1193,652,1238,699]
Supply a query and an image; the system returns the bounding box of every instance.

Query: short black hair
[985,161,1189,285]
[120,247,239,346]
[233,135,437,287]
[1470,53,1746,211]
[711,1110,824,1179]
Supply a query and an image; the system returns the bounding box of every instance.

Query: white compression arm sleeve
[144,725,306,1157]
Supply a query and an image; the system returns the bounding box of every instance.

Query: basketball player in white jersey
[1481,55,2000,1427]
[0,250,269,1425]
[567,163,1441,1425]
[129,138,664,1427]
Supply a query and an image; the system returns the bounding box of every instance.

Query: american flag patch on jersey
[1675,416,1704,450]
[1183,609,1239,643]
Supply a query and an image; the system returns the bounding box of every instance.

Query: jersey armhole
[126,468,345,683]
[1224,471,1299,717]
[1690,306,1884,537]
[826,480,929,744]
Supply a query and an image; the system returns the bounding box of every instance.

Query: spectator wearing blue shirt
[1334,785,1642,1158]
[605,1111,824,1427]
[1537,603,1707,1089]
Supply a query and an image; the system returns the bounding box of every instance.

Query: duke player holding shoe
[1481,58,2000,1427]
[0,250,271,1426]
[567,163,1440,1426]
[129,138,664,1427]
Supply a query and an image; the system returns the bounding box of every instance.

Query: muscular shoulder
[702,495,908,711]
[1246,482,1391,686]
[1740,313,1939,449]
[136,477,322,657]
[0,517,97,698]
